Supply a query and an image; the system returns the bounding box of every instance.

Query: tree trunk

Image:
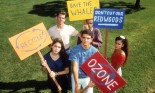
[135,0,140,9]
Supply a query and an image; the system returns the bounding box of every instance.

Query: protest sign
[67,0,99,21]
[81,52,127,93]
[93,9,125,29]
[9,23,52,60]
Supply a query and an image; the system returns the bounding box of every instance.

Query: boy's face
[81,34,93,46]
[86,19,93,29]
[56,14,66,25]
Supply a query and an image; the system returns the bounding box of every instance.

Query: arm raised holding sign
[40,38,69,93]
[77,19,103,49]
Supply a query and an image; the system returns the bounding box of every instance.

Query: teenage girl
[111,35,129,93]
[41,38,69,93]
[111,35,129,76]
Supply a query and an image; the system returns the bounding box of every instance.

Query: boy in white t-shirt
[48,10,79,50]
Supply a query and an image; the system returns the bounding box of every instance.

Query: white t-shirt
[48,24,78,49]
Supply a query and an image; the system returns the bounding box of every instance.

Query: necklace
[50,52,59,61]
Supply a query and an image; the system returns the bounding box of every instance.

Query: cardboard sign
[93,9,125,29]
[67,0,99,21]
[9,23,52,60]
[81,52,127,93]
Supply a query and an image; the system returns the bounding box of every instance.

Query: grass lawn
[0,0,155,93]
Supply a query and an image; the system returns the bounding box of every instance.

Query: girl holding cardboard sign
[41,38,69,93]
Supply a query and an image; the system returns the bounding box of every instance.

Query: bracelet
[56,72,58,76]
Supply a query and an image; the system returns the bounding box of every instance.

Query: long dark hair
[115,36,129,64]
[50,38,68,62]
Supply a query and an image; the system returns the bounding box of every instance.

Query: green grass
[0,0,155,93]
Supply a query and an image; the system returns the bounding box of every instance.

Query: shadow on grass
[100,1,145,14]
[28,1,145,17]
[28,1,67,17]
[0,80,48,93]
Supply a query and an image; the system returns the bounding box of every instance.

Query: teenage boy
[69,29,98,93]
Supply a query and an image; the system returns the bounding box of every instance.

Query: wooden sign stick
[104,28,108,59]
[37,51,62,92]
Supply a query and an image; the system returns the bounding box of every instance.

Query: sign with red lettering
[81,52,127,93]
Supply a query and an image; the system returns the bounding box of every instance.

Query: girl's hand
[50,71,56,77]
[41,59,47,67]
